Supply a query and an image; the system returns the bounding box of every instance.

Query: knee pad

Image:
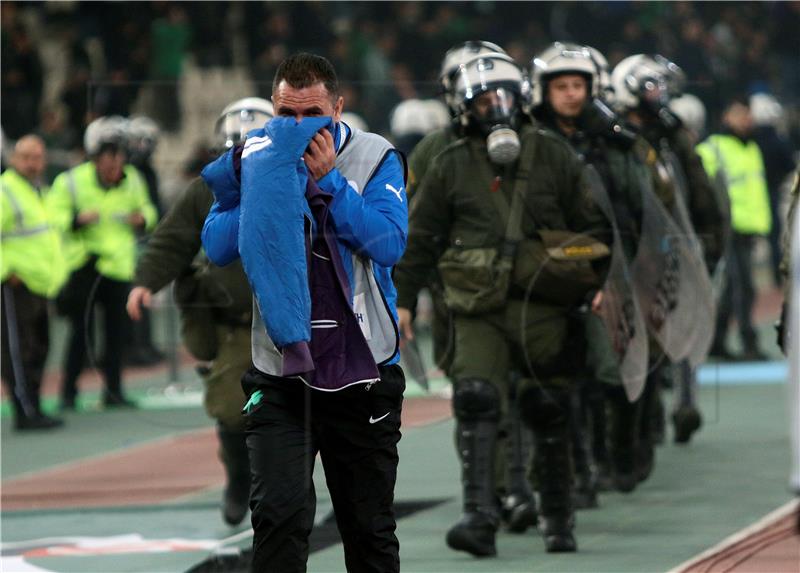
[518,385,569,433]
[453,378,500,422]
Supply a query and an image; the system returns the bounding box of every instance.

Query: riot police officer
[395,53,611,557]
[611,55,727,446]
[127,97,273,525]
[530,42,653,498]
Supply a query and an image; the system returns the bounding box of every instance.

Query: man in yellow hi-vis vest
[697,99,772,361]
[49,117,157,409]
[1,135,68,430]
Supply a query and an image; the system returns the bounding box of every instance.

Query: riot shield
[660,149,716,367]
[584,167,649,401]
[631,167,707,364]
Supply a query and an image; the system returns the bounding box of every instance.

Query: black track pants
[242,364,405,573]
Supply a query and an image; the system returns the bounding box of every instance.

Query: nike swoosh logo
[369,412,391,424]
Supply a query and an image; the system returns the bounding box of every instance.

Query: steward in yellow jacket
[697,100,771,360]
[1,135,67,430]
[49,116,157,409]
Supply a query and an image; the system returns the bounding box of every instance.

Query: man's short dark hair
[272,53,339,99]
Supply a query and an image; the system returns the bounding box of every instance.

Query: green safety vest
[49,162,157,281]
[0,169,68,297]
[696,134,771,235]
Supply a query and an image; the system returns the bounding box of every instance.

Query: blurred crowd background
[2,0,799,197]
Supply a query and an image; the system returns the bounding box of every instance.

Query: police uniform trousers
[242,363,405,573]
[60,261,131,402]
[1,281,50,422]
[202,324,251,431]
[450,299,573,404]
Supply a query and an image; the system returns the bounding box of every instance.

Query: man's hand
[76,211,100,226]
[127,212,146,228]
[397,307,414,349]
[127,286,153,321]
[591,290,604,315]
[303,128,336,181]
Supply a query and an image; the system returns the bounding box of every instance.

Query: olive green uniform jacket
[134,176,252,430]
[395,125,611,391]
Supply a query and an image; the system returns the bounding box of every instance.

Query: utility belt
[438,231,608,314]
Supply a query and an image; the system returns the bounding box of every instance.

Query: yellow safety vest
[48,162,157,282]
[696,134,771,235]
[0,169,68,297]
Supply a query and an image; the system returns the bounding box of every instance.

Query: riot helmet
[453,55,525,164]
[749,92,784,127]
[439,41,508,115]
[669,93,706,138]
[530,42,609,110]
[610,54,680,130]
[215,97,274,150]
[84,115,129,157]
[653,54,686,98]
[340,111,369,132]
[127,116,160,163]
[390,99,451,155]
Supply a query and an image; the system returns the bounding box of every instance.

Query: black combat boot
[501,402,537,532]
[570,385,599,509]
[588,382,613,492]
[672,360,703,444]
[217,427,251,526]
[535,423,577,553]
[636,376,658,483]
[606,386,639,493]
[446,419,500,557]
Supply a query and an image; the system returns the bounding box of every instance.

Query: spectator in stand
[1,9,44,140]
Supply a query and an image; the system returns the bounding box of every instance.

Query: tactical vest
[251,127,400,384]
[0,169,67,297]
[696,134,771,235]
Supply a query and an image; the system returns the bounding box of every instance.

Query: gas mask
[636,76,681,132]
[470,87,521,164]
[581,98,638,146]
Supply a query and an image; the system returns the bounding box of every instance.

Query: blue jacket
[201,117,407,367]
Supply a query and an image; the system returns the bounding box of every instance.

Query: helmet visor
[454,57,522,103]
[469,87,518,125]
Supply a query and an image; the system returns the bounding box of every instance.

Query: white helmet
[390,99,451,155]
[84,115,129,156]
[127,116,160,161]
[440,41,508,113]
[390,99,450,138]
[454,55,525,164]
[529,42,610,108]
[609,54,671,113]
[215,97,274,149]
[669,93,706,136]
[340,111,369,132]
[653,54,686,98]
[749,93,784,127]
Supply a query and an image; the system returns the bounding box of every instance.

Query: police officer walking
[529,42,652,498]
[395,53,611,556]
[1,135,68,430]
[49,116,157,409]
[127,97,273,526]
